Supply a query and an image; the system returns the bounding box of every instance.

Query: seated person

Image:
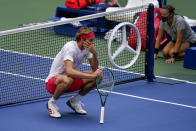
[154,5,196,63]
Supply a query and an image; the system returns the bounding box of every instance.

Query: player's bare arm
[174,30,184,53]
[65,60,101,79]
[154,29,164,59]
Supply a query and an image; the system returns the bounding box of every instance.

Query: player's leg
[162,41,175,57]
[167,41,190,58]
[46,75,73,118]
[67,72,103,115]
[78,71,103,96]
[53,75,74,99]
[66,78,96,115]
[177,42,190,58]
[79,78,96,96]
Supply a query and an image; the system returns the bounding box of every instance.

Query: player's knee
[59,76,73,88]
[92,74,103,84]
[169,49,175,57]
[162,48,169,57]
[90,78,96,84]
[64,77,74,85]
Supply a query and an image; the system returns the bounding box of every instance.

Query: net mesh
[97,68,114,96]
[0,6,150,106]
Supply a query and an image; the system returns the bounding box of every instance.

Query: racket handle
[100,106,105,124]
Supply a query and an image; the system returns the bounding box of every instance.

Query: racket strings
[97,69,114,95]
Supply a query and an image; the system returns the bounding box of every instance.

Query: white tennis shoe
[47,101,61,118]
[66,100,87,115]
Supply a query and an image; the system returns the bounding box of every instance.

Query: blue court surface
[1,50,196,131]
[0,80,196,131]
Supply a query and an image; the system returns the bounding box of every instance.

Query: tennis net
[0,5,154,106]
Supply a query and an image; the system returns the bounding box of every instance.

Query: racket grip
[100,106,105,124]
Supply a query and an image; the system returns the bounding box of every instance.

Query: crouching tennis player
[45,27,102,118]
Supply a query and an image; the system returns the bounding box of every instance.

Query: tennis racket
[96,68,115,124]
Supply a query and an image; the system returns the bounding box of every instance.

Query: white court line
[0,71,45,81]
[156,75,196,85]
[99,89,196,109]
[1,70,196,109]
[0,48,144,76]
[0,48,53,60]
[1,49,196,108]
[1,48,196,84]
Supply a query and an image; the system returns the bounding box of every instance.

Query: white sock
[49,96,56,104]
[71,94,82,102]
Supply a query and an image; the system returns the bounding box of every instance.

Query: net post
[145,3,155,82]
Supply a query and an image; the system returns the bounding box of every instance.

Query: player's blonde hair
[75,27,93,42]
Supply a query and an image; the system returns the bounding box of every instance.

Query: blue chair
[184,47,196,70]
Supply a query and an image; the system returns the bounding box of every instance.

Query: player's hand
[154,54,158,59]
[165,57,175,63]
[83,40,96,54]
[92,69,103,78]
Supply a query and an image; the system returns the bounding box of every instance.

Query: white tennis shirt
[45,41,93,82]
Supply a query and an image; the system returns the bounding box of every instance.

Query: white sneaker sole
[46,103,61,118]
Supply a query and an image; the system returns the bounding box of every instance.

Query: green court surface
[0,0,196,82]
[0,0,196,31]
